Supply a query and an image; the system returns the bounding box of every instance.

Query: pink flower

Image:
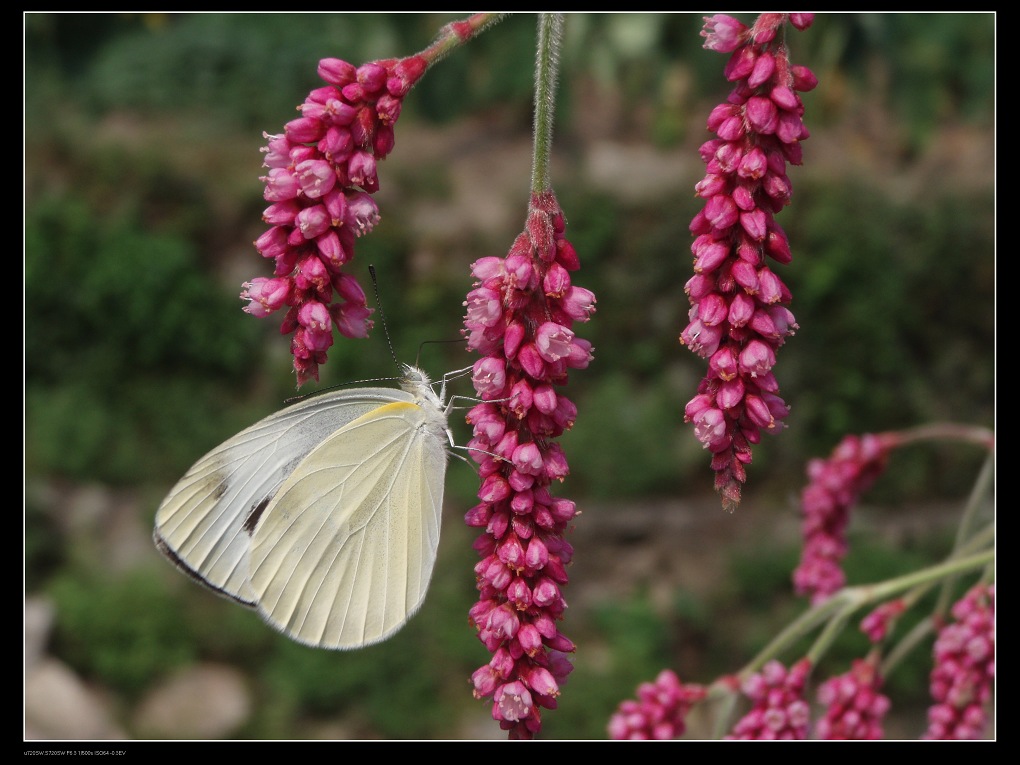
[701,15,748,53]
[793,433,893,604]
[463,191,594,739]
[815,658,890,740]
[726,659,812,740]
[244,53,428,386]
[608,670,706,740]
[923,584,995,739]
[682,13,815,511]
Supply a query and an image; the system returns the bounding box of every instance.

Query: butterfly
[154,364,452,650]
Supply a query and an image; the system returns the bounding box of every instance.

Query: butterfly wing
[247,400,449,649]
[153,388,412,605]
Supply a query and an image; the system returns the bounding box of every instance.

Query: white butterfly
[154,364,452,650]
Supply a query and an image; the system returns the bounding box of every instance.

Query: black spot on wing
[243,495,272,536]
[211,479,229,500]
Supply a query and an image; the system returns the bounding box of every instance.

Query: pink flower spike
[793,434,892,603]
[816,659,890,740]
[923,584,995,739]
[679,12,812,510]
[860,599,907,644]
[243,53,420,385]
[463,190,592,739]
[609,670,707,740]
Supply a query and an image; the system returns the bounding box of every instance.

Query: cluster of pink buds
[923,583,995,739]
[860,599,907,644]
[242,54,427,386]
[463,191,595,739]
[815,658,891,739]
[608,670,707,740]
[726,658,812,739]
[682,13,816,511]
[793,433,893,603]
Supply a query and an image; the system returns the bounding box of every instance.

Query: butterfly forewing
[247,400,448,649]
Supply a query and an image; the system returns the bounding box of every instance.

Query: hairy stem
[531,13,564,194]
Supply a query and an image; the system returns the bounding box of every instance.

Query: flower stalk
[462,14,593,739]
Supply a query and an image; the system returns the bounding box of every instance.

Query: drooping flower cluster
[242,54,427,386]
[463,191,595,739]
[815,658,891,740]
[608,670,706,740]
[726,659,812,740]
[793,433,893,603]
[682,13,816,511]
[923,583,995,739]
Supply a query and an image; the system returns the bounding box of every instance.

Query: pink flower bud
[317,57,357,87]
[747,52,776,88]
[738,339,776,377]
[746,96,778,134]
[254,226,289,259]
[284,116,325,144]
[504,321,525,360]
[705,194,739,230]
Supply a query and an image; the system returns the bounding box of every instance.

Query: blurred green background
[25,13,994,740]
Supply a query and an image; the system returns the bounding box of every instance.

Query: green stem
[935,451,995,614]
[725,547,993,685]
[531,13,564,194]
[890,422,994,450]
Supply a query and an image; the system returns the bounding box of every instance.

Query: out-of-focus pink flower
[815,658,890,740]
[608,670,706,740]
[243,55,427,386]
[923,584,995,739]
[860,599,907,644]
[463,190,594,739]
[682,13,815,511]
[726,659,812,740]
[793,433,893,604]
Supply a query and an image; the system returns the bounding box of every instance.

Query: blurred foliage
[49,570,197,697]
[24,12,994,740]
[25,194,265,484]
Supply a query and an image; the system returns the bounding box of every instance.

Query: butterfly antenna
[368,264,401,371]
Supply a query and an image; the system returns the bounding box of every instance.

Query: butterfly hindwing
[247,400,448,649]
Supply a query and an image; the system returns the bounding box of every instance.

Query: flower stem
[725,546,993,685]
[416,13,506,68]
[935,451,995,612]
[531,13,564,194]
[891,422,994,450]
